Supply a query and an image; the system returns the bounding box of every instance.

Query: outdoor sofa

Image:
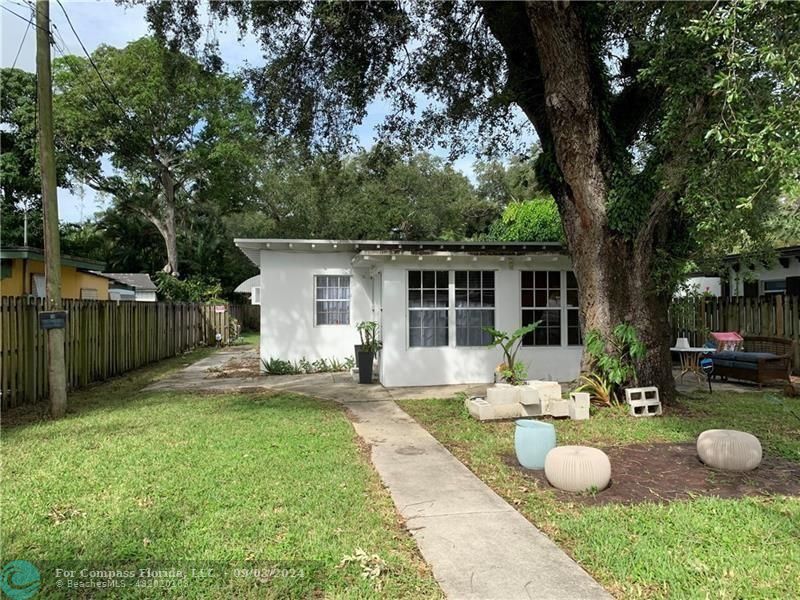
[711,335,795,387]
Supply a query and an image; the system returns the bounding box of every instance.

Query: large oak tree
[137,0,799,399]
[54,37,258,275]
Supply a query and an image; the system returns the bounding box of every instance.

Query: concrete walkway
[144,346,490,401]
[347,400,611,600]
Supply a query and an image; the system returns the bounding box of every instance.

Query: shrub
[487,197,564,243]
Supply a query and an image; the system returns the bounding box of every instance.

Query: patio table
[670,346,715,383]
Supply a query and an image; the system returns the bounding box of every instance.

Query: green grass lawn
[233,330,260,347]
[399,391,800,600]
[2,352,440,599]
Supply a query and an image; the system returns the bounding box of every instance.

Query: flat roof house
[235,239,584,388]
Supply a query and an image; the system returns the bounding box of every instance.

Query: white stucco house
[235,239,584,388]
[682,245,800,298]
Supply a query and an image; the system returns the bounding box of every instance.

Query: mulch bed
[505,442,800,506]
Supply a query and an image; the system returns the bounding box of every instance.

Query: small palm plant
[483,322,539,385]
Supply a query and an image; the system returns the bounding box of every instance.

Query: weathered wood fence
[669,294,800,373]
[0,298,257,410]
[229,303,260,332]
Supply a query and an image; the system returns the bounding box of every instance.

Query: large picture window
[315,275,350,325]
[408,270,449,347]
[455,271,495,346]
[521,271,561,346]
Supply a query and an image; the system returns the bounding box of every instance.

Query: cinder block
[569,392,590,420]
[486,384,520,405]
[548,399,570,418]
[526,380,562,403]
[518,386,541,406]
[624,387,662,417]
[465,397,522,420]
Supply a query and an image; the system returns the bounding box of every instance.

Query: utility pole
[36,0,67,418]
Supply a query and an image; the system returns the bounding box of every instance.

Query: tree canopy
[53,36,259,274]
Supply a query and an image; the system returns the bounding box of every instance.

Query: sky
[1,0,530,223]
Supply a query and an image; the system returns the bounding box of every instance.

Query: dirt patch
[505,442,800,505]
[205,356,261,378]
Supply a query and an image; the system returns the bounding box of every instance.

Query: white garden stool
[697,429,762,471]
[544,446,611,493]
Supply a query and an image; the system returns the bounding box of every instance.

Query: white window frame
[521,270,563,347]
[407,270,450,348]
[80,288,98,300]
[251,286,261,306]
[565,271,582,346]
[454,270,496,347]
[314,274,351,326]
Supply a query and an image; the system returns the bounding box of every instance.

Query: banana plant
[483,322,540,385]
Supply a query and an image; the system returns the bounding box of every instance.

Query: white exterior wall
[379,255,583,387]
[727,262,800,296]
[259,251,374,363]
[135,290,157,302]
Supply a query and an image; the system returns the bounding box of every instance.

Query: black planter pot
[357,350,375,384]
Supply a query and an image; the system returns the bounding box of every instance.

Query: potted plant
[355,321,381,384]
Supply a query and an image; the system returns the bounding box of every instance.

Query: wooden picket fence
[0,297,255,410]
[669,294,800,373]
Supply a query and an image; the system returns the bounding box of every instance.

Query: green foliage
[231,145,495,242]
[487,198,564,243]
[53,37,259,274]
[474,154,544,205]
[575,373,615,407]
[356,321,382,353]
[582,324,647,403]
[1,68,50,247]
[483,323,538,385]
[154,272,222,303]
[261,356,355,375]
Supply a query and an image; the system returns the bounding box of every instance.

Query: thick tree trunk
[566,224,675,398]
[519,2,676,400]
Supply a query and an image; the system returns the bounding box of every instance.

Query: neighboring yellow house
[0,247,111,300]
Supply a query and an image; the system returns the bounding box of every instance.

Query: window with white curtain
[408,270,449,347]
[315,275,350,325]
[455,271,495,346]
[521,271,562,346]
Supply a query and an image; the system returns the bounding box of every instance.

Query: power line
[0,3,49,35]
[10,4,33,69]
[54,0,130,121]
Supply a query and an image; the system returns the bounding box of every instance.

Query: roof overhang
[0,247,105,271]
[234,238,566,266]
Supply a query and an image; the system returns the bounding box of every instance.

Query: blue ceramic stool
[515,419,557,469]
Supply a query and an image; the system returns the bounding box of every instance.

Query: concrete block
[526,380,562,404]
[465,397,522,421]
[486,384,520,405]
[520,402,543,417]
[569,392,590,420]
[624,387,662,417]
[548,399,570,418]
[518,386,541,406]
